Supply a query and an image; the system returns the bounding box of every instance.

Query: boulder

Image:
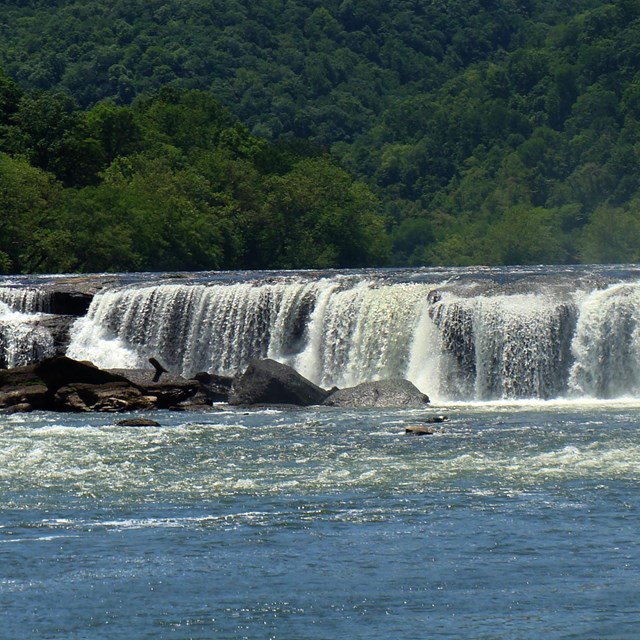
[229,359,330,406]
[323,379,430,408]
[192,371,233,402]
[35,356,131,391]
[405,425,436,435]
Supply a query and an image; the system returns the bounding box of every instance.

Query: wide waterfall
[5,266,640,401]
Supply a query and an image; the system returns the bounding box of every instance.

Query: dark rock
[0,385,49,410]
[33,315,77,354]
[47,290,93,316]
[323,379,430,408]
[107,368,201,408]
[423,415,448,423]
[0,363,41,389]
[36,356,131,391]
[0,364,50,410]
[193,371,233,402]
[41,276,122,315]
[405,425,436,435]
[229,359,330,406]
[53,382,157,412]
[1,357,210,413]
[116,418,161,427]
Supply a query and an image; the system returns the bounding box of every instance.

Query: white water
[3,270,640,401]
[67,279,431,389]
[60,273,640,401]
[0,301,54,368]
[0,286,47,313]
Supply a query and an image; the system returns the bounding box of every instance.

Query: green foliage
[0,84,389,273]
[578,202,640,263]
[0,152,61,273]
[2,1,640,269]
[255,157,389,268]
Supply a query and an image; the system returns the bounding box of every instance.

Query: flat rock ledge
[0,356,210,413]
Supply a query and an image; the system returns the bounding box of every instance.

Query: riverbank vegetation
[2,0,640,272]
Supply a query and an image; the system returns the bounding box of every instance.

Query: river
[1,266,640,638]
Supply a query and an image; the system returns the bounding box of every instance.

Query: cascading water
[67,279,430,389]
[569,283,640,398]
[5,267,640,401]
[0,286,48,313]
[408,291,576,400]
[0,300,54,369]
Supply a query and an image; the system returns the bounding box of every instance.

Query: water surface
[2,402,639,639]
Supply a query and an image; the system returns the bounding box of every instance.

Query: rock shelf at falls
[3,265,640,402]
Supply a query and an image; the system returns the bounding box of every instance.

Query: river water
[2,266,640,638]
[2,401,640,639]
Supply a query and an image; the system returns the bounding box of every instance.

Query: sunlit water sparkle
[2,402,640,639]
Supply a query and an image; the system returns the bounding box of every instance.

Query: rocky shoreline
[0,355,430,414]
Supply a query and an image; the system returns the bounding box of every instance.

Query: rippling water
[2,403,640,639]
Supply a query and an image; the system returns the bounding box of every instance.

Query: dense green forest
[2,0,640,271]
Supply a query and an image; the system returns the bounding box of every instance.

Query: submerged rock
[405,425,436,435]
[323,379,430,408]
[229,359,330,406]
[116,417,162,427]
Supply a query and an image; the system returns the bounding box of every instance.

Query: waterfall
[67,279,430,387]
[569,283,640,398]
[5,268,640,401]
[0,301,54,369]
[409,292,576,400]
[0,286,48,313]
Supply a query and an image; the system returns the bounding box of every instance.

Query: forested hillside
[0,79,388,272]
[2,0,640,270]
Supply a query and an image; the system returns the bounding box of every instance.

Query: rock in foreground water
[323,379,430,408]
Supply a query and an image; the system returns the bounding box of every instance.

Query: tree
[0,153,61,273]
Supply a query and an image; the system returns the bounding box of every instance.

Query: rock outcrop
[0,356,210,413]
[229,358,330,406]
[192,371,233,403]
[1,355,433,414]
[323,379,429,408]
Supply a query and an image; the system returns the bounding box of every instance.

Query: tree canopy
[2,1,640,270]
[0,79,389,273]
